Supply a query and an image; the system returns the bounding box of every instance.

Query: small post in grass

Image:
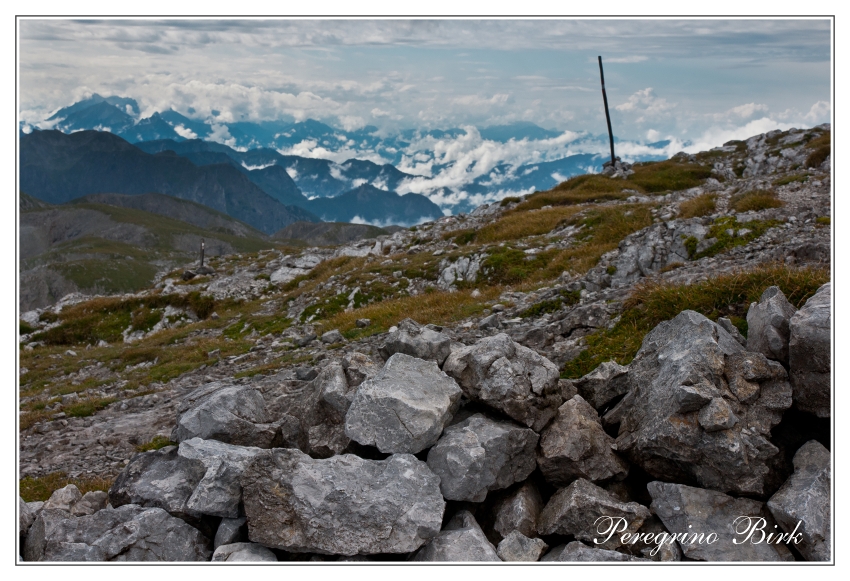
[200,238,205,268]
[598,56,616,166]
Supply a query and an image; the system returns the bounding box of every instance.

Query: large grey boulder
[615,310,792,495]
[491,481,543,540]
[171,382,282,448]
[42,484,82,513]
[496,530,548,562]
[212,542,277,562]
[537,395,628,486]
[71,491,109,517]
[264,363,355,457]
[24,505,211,561]
[341,351,381,388]
[344,353,462,453]
[109,446,206,519]
[414,511,500,562]
[177,438,265,518]
[214,517,247,549]
[426,414,539,502]
[110,439,263,519]
[648,481,794,561]
[767,440,831,561]
[573,361,630,410]
[379,318,452,366]
[542,542,650,562]
[746,286,796,364]
[537,478,651,550]
[241,449,444,556]
[443,333,562,431]
[789,283,831,417]
[20,497,37,537]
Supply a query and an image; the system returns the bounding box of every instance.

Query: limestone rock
[542,542,649,562]
[789,283,831,417]
[414,511,500,562]
[212,542,277,562]
[214,517,247,550]
[171,382,281,448]
[241,449,444,555]
[496,530,548,562]
[177,438,265,518]
[379,318,452,366]
[648,481,794,561]
[341,351,380,388]
[492,481,543,540]
[615,310,792,495]
[537,395,628,486]
[573,361,630,410]
[24,505,211,561]
[20,497,36,537]
[321,329,344,344]
[345,353,462,453]
[443,333,562,431]
[42,484,82,513]
[537,478,650,550]
[108,446,206,519]
[767,440,831,561]
[70,491,109,517]
[746,286,796,363]
[426,414,539,502]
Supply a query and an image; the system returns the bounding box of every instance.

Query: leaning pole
[598,56,616,166]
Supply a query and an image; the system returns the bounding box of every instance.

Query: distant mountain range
[23,94,675,217]
[20,130,444,232]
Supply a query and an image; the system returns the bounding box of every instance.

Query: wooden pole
[200,238,205,268]
[598,56,616,166]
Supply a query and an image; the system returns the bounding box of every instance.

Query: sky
[18,18,832,151]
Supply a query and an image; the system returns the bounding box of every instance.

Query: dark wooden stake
[598,56,616,166]
[200,238,205,268]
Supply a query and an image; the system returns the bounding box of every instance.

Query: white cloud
[241,161,275,171]
[682,117,797,154]
[208,123,236,148]
[285,167,298,180]
[173,124,197,139]
[350,214,431,228]
[277,140,390,165]
[602,55,649,63]
[804,100,830,123]
[646,129,660,141]
[615,88,675,122]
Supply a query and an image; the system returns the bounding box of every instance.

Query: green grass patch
[135,435,176,452]
[476,206,582,243]
[20,472,114,503]
[687,217,784,260]
[628,159,712,193]
[500,196,521,207]
[562,264,830,378]
[816,216,830,226]
[20,320,36,335]
[678,193,717,219]
[730,190,784,213]
[519,289,581,318]
[64,396,117,418]
[773,173,809,187]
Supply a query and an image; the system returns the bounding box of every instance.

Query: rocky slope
[18,125,832,562]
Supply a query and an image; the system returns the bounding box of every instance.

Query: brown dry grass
[678,194,717,219]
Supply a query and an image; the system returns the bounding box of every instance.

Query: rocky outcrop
[537,478,651,550]
[746,286,796,364]
[426,414,538,502]
[240,449,444,555]
[614,310,792,495]
[378,318,452,366]
[24,505,211,561]
[171,382,282,448]
[572,361,630,410]
[767,440,831,561]
[344,353,462,454]
[648,481,794,561]
[443,333,562,431]
[789,283,831,417]
[414,511,500,562]
[496,530,548,562]
[491,481,543,541]
[211,542,277,562]
[537,395,628,486]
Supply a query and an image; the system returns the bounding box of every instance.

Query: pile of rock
[21,285,831,562]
